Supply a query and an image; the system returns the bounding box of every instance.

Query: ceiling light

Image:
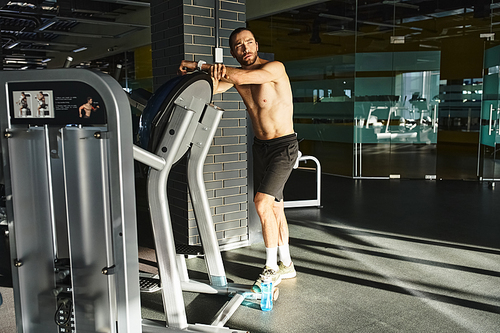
[42,58,52,63]
[38,21,56,31]
[318,13,354,21]
[72,47,88,53]
[382,0,419,9]
[6,60,27,64]
[20,66,29,70]
[7,42,20,49]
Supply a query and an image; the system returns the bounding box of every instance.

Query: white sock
[265,247,278,271]
[278,244,292,267]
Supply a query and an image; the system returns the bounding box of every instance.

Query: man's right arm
[178,60,233,94]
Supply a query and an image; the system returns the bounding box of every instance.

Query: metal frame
[1,69,253,333]
[284,155,322,208]
[138,95,252,332]
[0,69,141,333]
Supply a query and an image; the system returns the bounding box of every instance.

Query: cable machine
[0,69,256,333]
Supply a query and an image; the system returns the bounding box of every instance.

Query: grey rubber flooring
[140,175,500,333]
[2,174,500,332]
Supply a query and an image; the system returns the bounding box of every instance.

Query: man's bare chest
[236,83,277,108]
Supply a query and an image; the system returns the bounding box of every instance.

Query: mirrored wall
[248,0,500,180]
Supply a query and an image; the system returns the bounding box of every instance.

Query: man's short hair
[229,27,254,49]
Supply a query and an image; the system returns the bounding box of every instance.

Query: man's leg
[254,192,280,271]
[273,200,292,266]
[273,200,296,278]
[273,199,288,246]
[251,191,283,292]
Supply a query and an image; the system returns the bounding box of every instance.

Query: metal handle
[433,105,437,133]
[489,104,494,135]
[497,109,500,135]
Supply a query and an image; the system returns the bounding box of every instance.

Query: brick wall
[150,0,251,248]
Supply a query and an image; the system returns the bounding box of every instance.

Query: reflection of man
[79,97,99,118]
[179,27,298,293]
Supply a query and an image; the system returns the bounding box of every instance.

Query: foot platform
[139,272,161,293]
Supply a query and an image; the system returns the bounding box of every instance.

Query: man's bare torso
[233,60,294,140]
[80,103,92,117]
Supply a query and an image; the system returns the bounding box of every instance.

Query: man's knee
[273,199,284,209]
[254,192,275,216]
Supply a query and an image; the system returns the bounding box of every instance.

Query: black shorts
[253,133,299,201]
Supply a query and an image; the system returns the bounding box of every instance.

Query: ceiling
[248,0,500,61]
[0,0,151,70]
[2,0,500,71]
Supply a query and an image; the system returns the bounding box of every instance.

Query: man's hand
[210,63,227,81]
[178,60,197,75]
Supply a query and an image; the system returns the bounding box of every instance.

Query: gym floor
[139,173,500,333]
[1,173,500,332]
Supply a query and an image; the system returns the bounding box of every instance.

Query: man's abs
[247,106,294,140]
[236,85,294,140]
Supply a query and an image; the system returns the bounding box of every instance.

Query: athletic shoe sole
[278,261,297,279]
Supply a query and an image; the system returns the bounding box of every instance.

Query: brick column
[150,0,252,248]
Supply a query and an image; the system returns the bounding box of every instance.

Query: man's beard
[239,52,257,66]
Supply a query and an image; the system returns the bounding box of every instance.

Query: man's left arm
[220,61,286,86]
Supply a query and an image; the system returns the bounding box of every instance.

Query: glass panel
[248,1,356,176]
[477,0,500,181]
[353,50,440,178]
[431,2,484,180]
[391,4,440,179]
[354,1,441,178]
[287,56,355,176]
[247,0,497,180]
[354,2,393,178]
[480,43,500,180]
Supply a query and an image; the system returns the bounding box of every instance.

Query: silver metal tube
[214,0,219,48]
[181,280,219,294]
[187,105,226,284]
[148,107,195,329]
[44,125,58,258]
[133,144,166,170]
[211,293,246,327]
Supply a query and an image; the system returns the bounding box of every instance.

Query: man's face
[230,30,258,66]
[88,98,93,104]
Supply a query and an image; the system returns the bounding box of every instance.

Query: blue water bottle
[260,276,273,311]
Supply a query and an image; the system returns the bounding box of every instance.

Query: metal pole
[214,0,219,48]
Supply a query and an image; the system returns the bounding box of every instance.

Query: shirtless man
[79,97,99,118]
[179,27,298,292]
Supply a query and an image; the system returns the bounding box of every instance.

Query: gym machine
[0,69,256,333]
